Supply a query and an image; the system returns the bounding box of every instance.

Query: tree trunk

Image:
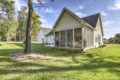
[7,25,9,42]
[24,0,33,53]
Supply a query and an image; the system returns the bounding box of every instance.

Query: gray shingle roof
[46,30,54,36]
[82,13,100,28]
[40,27,51,35]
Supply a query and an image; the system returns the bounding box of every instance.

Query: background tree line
[0,0,41,42]
[109,33,120,44]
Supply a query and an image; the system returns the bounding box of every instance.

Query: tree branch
[33,5,48,8]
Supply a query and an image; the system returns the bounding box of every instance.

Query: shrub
[104,42,107,44]
[99,44,106,48]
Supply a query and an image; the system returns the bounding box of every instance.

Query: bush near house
[99,44,106,48]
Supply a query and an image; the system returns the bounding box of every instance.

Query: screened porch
[55,27,94,50]
[55,28,82,49]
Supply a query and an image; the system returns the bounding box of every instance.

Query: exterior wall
[94,17,103,47]
[46,35,55,45]
[55,27,94,50]
[54,11,83,31]
[53,11,100,50]
[37,30,45,44]
[83,27,94,49]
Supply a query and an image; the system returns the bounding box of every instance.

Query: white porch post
[65,30,67,47]
[82,28,84,49]
[73,28,75,49]
[59,31,60,47]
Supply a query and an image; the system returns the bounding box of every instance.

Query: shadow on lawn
[0,43,120,79]
[12,43,83,57]
[0,51,120,77]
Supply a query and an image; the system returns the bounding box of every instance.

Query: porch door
[60,31,65,47]
[42,38,44,43]
[74,28,82,48]
[67,30,73,48]
[55,32,59,47]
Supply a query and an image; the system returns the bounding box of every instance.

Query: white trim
[59,31,60,47]
[73,28,75,49]
[82,28,84,49]
[65,30,67,47]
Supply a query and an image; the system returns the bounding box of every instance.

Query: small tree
[109,37,115,44]
[114,33,120,44]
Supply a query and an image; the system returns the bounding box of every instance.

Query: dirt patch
[9,52,50,62]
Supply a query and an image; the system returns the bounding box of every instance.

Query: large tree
[24,0,33,53]
[0,0,15,41]
[17,6,41,42]
[0,13,7,41]
[32,10,41,41]
[24,0,54,53]
[17,6,27,41]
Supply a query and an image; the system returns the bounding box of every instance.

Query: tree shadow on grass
[8,43,84,58]
[0,43,120,79]
[0,52,119,78]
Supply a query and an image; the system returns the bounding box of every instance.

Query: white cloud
[104,29,112,32]
[75,12,86,17]
[33,0,38,3]
[40,17,46,23]
[108,0,120,10]
[104,28,120,39]
[39,17,52,28]
[33,0,45,4]
[13,0,27,11]
[101,11,108,16]
[45,8,53,13]
[41,24,52,28]
[103,21,115,26]
[79,5,84,10]
[104,35,114,39]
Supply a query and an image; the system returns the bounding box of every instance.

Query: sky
[13,0,120,39]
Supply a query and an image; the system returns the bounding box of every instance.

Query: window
[95,36,98,43]
[98,35,101,42]
[96,35,101,43]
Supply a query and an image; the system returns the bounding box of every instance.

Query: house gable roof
[53,8,94,30]
[82,13,104,36]
[46,30,54,36]
[53,8,104,35]
[82,13,100,28]
[98,15,104,36]
[39,27,51,35]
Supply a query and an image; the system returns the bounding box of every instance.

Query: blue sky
[13,0,120,39]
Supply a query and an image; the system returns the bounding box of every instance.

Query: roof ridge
[63,8,98,29]
[41,27,51,29]
[64,7,100,20]
[82,13,100,19]
[53,7,97,30]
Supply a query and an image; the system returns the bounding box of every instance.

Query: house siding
[94,17,103,47]
[83,27,94,49]
[53,8,104,50]
[46,35,54,45]
[37,30,45,44]
[54,11,83,31]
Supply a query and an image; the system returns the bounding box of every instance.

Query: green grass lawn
[0,42,120,80]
